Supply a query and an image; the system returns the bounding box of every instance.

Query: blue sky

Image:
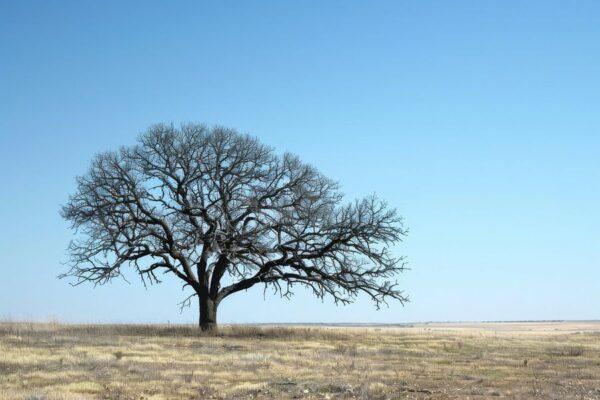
[1,1,598,324]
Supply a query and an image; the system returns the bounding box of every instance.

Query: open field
[0,321,598,399]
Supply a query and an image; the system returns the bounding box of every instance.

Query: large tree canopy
[62,124,408,330]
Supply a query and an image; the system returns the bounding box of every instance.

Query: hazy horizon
[3,318,600,326]
[1,1,598,324]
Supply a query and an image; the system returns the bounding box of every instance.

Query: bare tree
[61,124,408,330]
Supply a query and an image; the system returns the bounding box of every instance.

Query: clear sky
[1,1,598,324]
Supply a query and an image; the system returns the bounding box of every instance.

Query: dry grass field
[0,321,598,400]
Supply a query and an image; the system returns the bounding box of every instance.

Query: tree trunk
[199,295,218,331]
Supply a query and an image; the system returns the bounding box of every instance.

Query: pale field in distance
[0,321,598,399]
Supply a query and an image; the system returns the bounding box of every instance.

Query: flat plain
[0,321,598,399]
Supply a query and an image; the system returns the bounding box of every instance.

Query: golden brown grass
[0,321,598,399]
